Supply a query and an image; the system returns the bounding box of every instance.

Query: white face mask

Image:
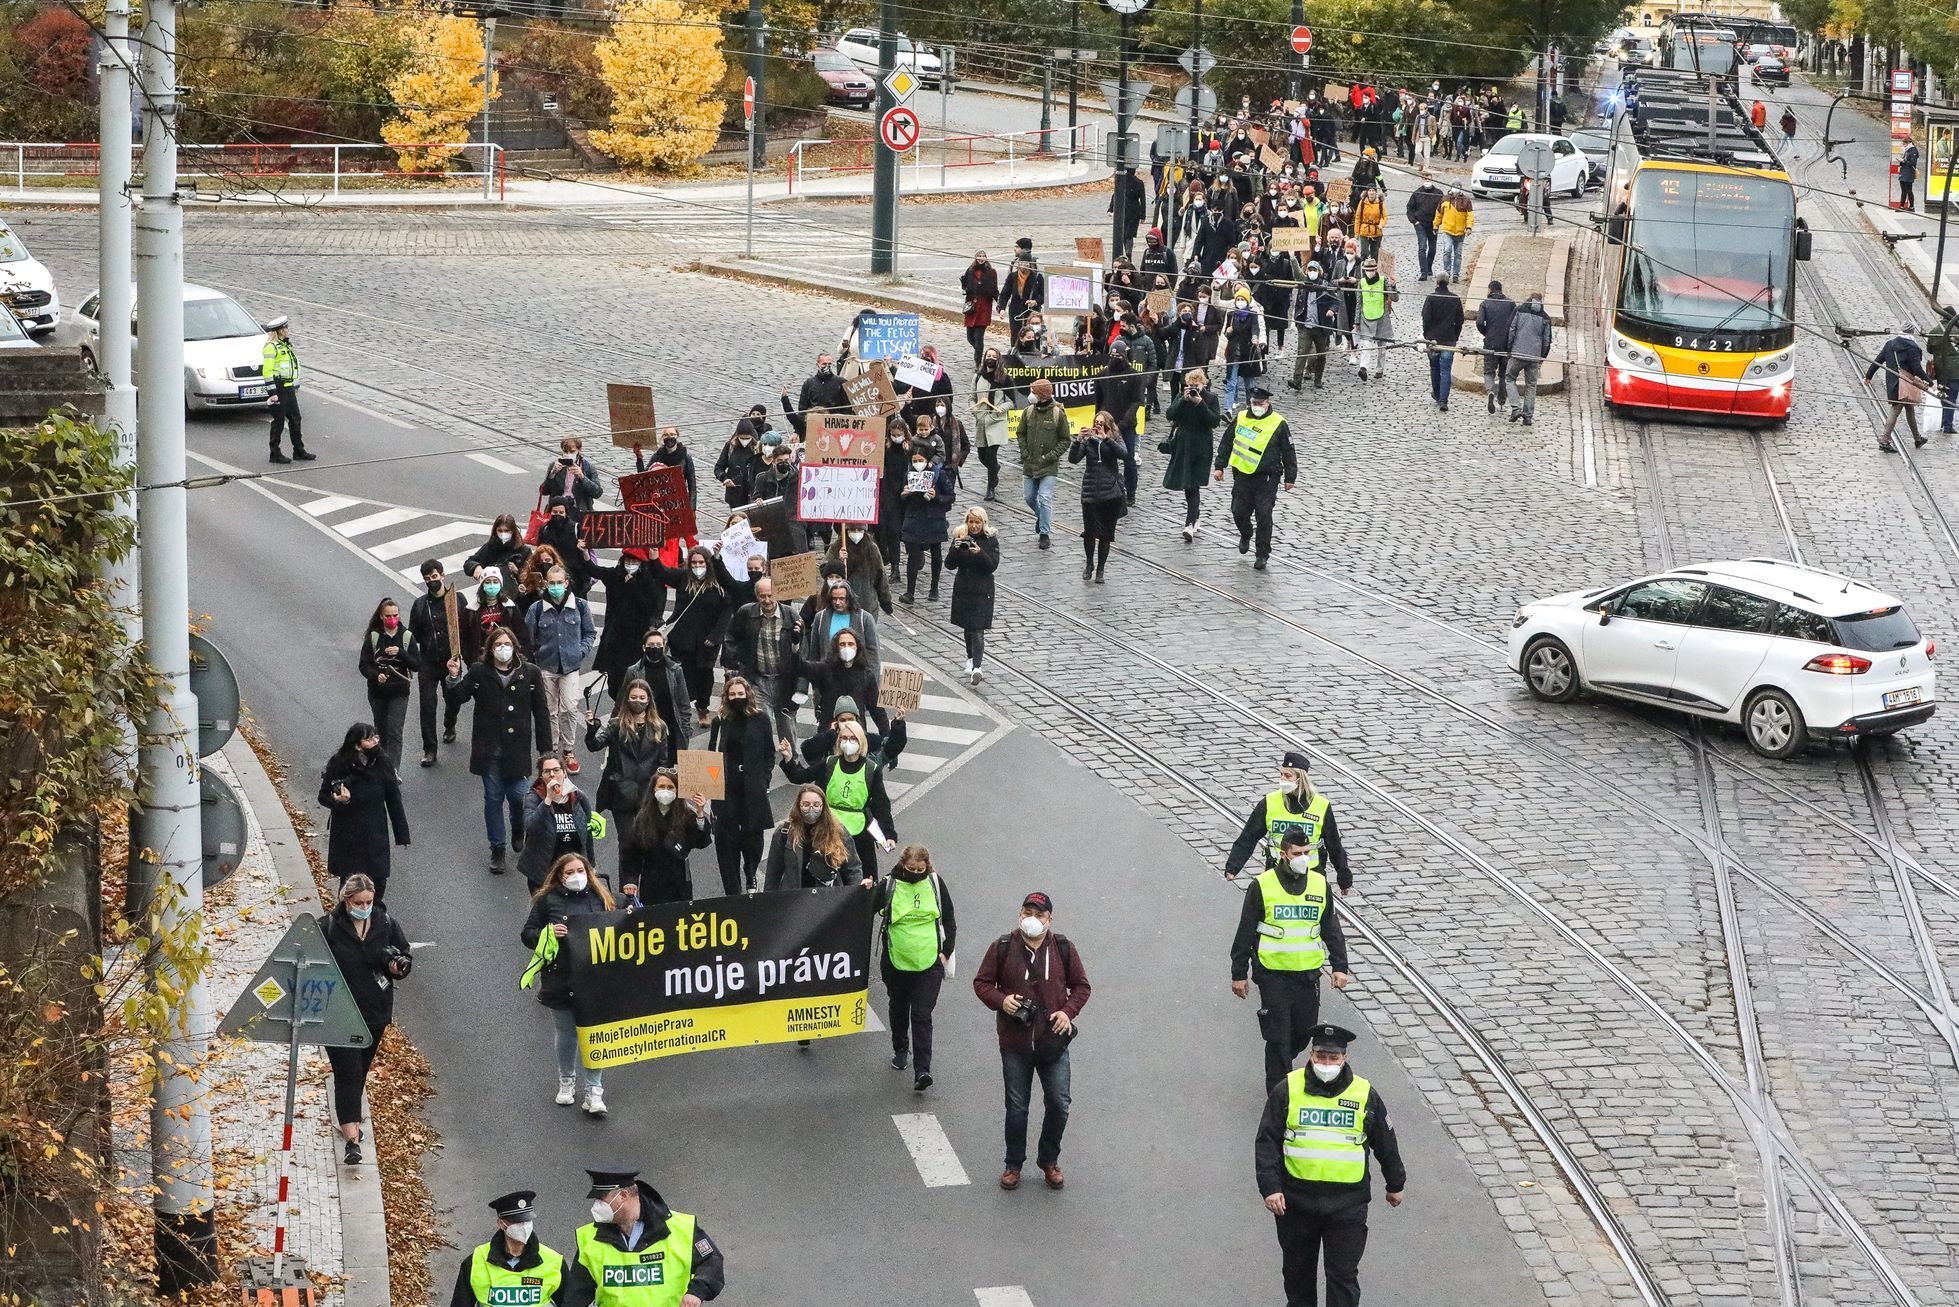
[563,872,588,893]
[690,564,708,579]
[497,530,513,544]
[1311,1061,1344,1083]
[848,530,865,542]
[1250,404,1271,417]
[492,645,514,665]
[840,739,861,758]
[838,645,857,664]
[934,404,946,417]
[1019,915,1047,940]
[589,1199,616,1225]
[654,788,677,807]
[623,561,640,575]
[1288,854,1316,876]
[504,1221,534,1245]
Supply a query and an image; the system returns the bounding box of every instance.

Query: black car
[1752,56,1790,86]
[1568,127,1611,188]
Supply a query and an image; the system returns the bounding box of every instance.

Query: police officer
[1210,384,1296,570]
[451,1190,566,1306]
[262,315,313,464]
[1231,827,1350,1090]
[1255,1024,1406,1307]
[565,1166,725,1307]
[1222,751,1351,890]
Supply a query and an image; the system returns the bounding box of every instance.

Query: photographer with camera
[324,874,413,1166]
[538,436,602,530]
[973,891,1091,1192]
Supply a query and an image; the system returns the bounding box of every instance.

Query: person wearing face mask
[708,676,776,894]
[1230,827,1352,1092]
[778,719,894,877]
[624,766,712,905]
[535,497,591,596]
[407,559,458,768]
[996,253,1046,337]
[623,629,695,749]
[446,629,553,875]
[1502,290,1553,427]
[1162,369,1222,542]
[1093,340,1145,506]
[897,442,956,605]
[763,782,865,892]
[318,723,410,905]
[515,544,571,618]
[973,891,1090,1191]
[323,875,411,1165]
[713,421,766,509]
[652,546,731,720]
[821,528,894,617]
[797,629,888,737]
[582,547,668,703]
[585,677,670,844]
[568,1167,724,1307]
[876,845,956,1093]
[960,250,999,369]
[782,350,849,438]
[1211,385,1296,569]
[540,437,602,526]
[945,507,999,684]
[1255,1024,1406,1307]
[524,565,597,774]
[967,349,1010,503]
[641,426,697,505]
[795,694,907,770]
[1351,256,1397,382]
[1069,410,1129,582]
[357,597,422,771]
[519,854,614,1114]
[519,754,598,890]
[462,565,527,665]
[797,573,882,683]
[1223,752,1351,888]
[1016,378,1072,551]
[719,575,804,747]
[449,1189,565,1307]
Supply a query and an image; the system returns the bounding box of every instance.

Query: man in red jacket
[974,891,1092,1192]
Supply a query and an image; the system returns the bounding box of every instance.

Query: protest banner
[807,413,883,467]
[879,664,925,712]
[567,890,872,1067]
[1269,227,1315,254]
[580,510,666,550]
[717,516,763,567]
[1327,177,1352,206]
[675,749,727,801]
[797,465,881,524]
[856,312,920,360]
[893,354,940,391]
[1046,271,1094,313]
[618,464,694,539]
[1001,353,1142,436]
[843,362,900,418]
[1074,236,1105,266]
[770,551,821,601]
[605,383,657,449]
[1145,288,1175,318]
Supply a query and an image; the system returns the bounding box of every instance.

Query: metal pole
[1189,0,1202,155]
[99,0,138,669]
[1288,0,1303,102]
[135,0,219,1284]
[745,108,755,258]
[480,15,495,201]
[1933,137,1959,307]
[747,0,765,166]
[269,994,303,1281]
[1067,0,1080,163]
[1112,13,1131,256]
[870,0,897,274]
[940,47,950,189]
[1040,63,1053,151]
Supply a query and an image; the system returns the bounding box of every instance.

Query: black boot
[1082,537,1096,580]
[269,448,292,464]
[292,445,318,462]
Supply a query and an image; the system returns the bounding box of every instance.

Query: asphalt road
[182,392,1541,1305]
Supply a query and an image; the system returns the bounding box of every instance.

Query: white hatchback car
[0,220,61,335]
[1508,558,1936,758]
[1470,133,1593,200]
[835,27,944,87]
[76,282,273,411]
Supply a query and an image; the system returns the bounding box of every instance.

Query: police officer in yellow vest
[564,1167,724,1307]
[1231,826,1352,1090]
[1255,1024,1406,1307]
[1210,384,1297,569]
[1223,752,1351,889]
[261,315,313,464]
[449,1190,566,1307]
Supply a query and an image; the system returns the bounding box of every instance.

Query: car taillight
[1803,652,1872,675]
[1926,640,1936,659]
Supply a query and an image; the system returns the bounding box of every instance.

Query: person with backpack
[357,597,421,772]
[875,845,958,1093]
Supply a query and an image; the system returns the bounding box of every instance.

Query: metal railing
[785,122,1101,194]
[1,141,505,198]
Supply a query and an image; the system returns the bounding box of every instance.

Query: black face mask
[643,646,665,661]
[425,579,444,595]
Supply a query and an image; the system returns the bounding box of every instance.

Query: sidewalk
[1862,202,1959,308]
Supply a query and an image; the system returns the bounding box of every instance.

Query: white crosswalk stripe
[370,519,485,561]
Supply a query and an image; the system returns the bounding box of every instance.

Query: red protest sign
[618,465,695,539]
[580,510,666,550]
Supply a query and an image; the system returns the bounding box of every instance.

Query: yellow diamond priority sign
[254,977,287,1008]
[882,66,919,102]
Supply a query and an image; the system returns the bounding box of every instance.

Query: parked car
[1470,132,1593,199]
[0,299,38,349]
[1618,37,1655,69]
[76,282,274,412]
[1508,558,1937,758]
[0,220,61,336]
[1567,126,1611,187]
[1751,56,1790,86]
[811,47,876,108]
[835,28,944,87]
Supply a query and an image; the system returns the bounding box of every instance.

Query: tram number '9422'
[1674,336,1738,351]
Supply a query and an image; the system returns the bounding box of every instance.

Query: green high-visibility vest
[886,874,942,972]
[574,1214,696,1307]
[468,1242,566,1306]
[1283,1070,1373,1184]
[1253,866,1329,972]
[825,760,870,836]
[1359,276,1389,321]
[1506,108,1524,130]
[1228,409,1284,474]
[1262,791,1330,867]
[263,337,299,384]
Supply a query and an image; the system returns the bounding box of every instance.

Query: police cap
[1248,385,1273,401]
[488,1190,537,1221]
[264,314,290,331]
[584,1167,640,1198]
[1307,1023,1358,1052]
[1282,750,1312,772]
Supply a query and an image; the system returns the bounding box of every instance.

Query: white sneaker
[962,659,973,675]
[582,1087,608,1117]
[971,667,984,685]
[555,1077,576,1106]
[1181,525,1196,542]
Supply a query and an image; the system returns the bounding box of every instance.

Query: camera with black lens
[383,945,413,979]
[1008,998,1043,1027]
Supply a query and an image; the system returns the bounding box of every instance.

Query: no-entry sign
[880,105,921,152]
[1290,25,1313,54]
[743,75,755,128]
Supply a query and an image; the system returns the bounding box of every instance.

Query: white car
[1470,133,1593,200]
[76,282,273,412]
[0,220,61,335]
[835,27,944,87]
[1507,558,1937,758]
[0,300,38,349]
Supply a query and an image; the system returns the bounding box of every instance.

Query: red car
[812,49,876,109]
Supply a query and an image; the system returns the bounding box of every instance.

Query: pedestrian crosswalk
[273,484,1002,799]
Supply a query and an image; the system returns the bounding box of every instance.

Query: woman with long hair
[800,628,886,734]
[519,852,614,1115]
[971,349,1011,503]
[625,766,713,904]
[356,597,421,770]
[1069,410,1128,584]
[462,512,530,580]
[323,874,411,1163]
[584,677,669,840]
[945,506,1000,685]
[515,544,567,618]
[764,783,865,891]
[655,543,732,718]
[443,625,551,875]
[709,675,777,895]
[876,845,956,1092]
[317,722,410,904]
[779,719,895,877]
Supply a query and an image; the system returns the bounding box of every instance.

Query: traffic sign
[187,632,239,757]
[199,768,246,888]
[217,912,372,1049]
[743,75,755,128]
[879,105,921,152]
[1051,47,1100,62]
[1097,77,1153,123]
[882,65,919,102]
[1290,25,1313,54]
[1177,47,1217,77]
[1174,85,1218,116]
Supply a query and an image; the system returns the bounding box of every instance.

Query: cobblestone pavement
[24,92,1959,1300]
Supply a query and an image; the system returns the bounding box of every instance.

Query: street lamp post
[1104,0,1152,258]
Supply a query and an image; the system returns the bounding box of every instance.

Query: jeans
[1506,358,1543,417]
[1356,320,1390,375]
[963,627,987,667]
[1001,1045,1072,1169]
[366,689,408,772]
[1412,224,1437,279]
[481,771,529,849]
[1183,486,1202,526]
[551,1004,602,1094]
[750,670,797,747]
[1022,474,1056,535]
[1428,347,1455,404]
[416,669,445,752]
[965,322,989,369]
[539,669,581,757]
[1121,429,1139,500]
[1440,232,1466,279]
[327,1035,382,1127]
[1223,362,1250,409]
[1939,379,1958,432]
[1482,351,1509,405]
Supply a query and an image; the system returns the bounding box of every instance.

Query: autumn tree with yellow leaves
[590,0,728,172]
[382,13,497,174]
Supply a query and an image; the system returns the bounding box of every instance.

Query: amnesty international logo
[852,996,866,1026]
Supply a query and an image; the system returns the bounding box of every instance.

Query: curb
[222,735,391,1307]
[1858,202,1958,308]
[690,257,968,320]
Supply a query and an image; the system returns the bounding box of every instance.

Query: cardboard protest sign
[718,516,765,567]
[442,582,461,661]
[580,510,666,550]
[1145,288,1175,318]
[618,464,693,539]
[1269,227,1315,253]
[1074,236,1105,265]
[1327,178,1352,206]
[1248,123,1270,148]
[879,663,925,713]
[796,465,881,524]
[1047,272,1094,313]
[807,413,883,467]
[856,312,920,361]
[1259,143,1289,174]
[903,468,934,496]
[769,551,822,601]
[675,749,727,801]
[605,383,657,449]
[843,362,900,418]
[894,354,940,391]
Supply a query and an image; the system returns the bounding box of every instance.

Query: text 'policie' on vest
[469,1241,566,1305]
[1253,865,1329,973]
[1229,409,1285,474]
[1262,790,1329,868]
[1282,1070,1374,1184]
[574,1211,697,1306]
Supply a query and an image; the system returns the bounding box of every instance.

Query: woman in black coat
[624,766,714,905]
[518,853,614,1115]
[763,784,867,891]
[519,754,598,889]
[877,418,914,580]
[583,679,671,837]
[443,627,552,874]
[1070,411,1129,584]
[317,723,411,904]
[713,424,766,508]
[461,513,530,580]
[323,874,411,1164]
[897,448,956,605]
[1161,372,1223,539]
[655,544,732,716]
[799,628,888,735]
[944,508,1000,684]
[583,548,667,698]
[709,677,778,895]
[356,597,421,771]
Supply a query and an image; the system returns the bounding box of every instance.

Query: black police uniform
[1210,387,1299,564]
[450,1189,564,1307]
[1229,854,1350,1091]
[1253,1026,1406,1307]
[563,1168,725,1307]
